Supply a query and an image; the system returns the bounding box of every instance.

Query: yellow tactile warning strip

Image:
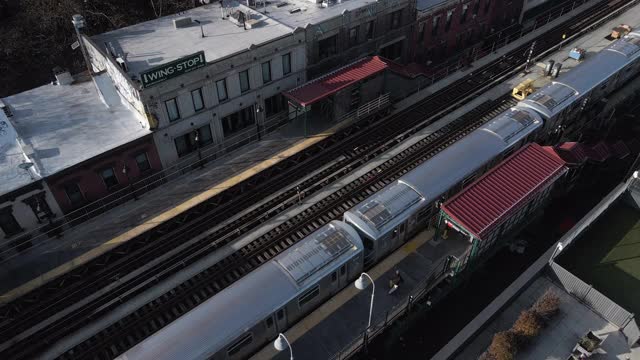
[0,128,341,304]
[250,229,435,360]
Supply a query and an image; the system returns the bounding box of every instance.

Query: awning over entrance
[284,56,389,107]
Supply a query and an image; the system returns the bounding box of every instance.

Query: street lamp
[354,272,375,329]
[255,105,264,141]
[549,242,563,264]
[274,333,293,360]
[122,163,138,200]
[193,130,204,168]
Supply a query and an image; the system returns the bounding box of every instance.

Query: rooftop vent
[173,17,192,29]
[0,99,13,118]
[275,1,289,7]
[53,67,73,86]
[289,7,301,13]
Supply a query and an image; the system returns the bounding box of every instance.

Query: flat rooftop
[0,113,35,195]
[455,276,639,359]
[257,0,395,29]
[2,73,150,190]
[559,200,640,316]
[92,3,295,76]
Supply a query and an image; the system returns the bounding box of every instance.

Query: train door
[275,308,288,332]
[398,222,407,242]
[338,263,348,288]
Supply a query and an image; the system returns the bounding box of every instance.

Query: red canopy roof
[442,143,567,240]
[284,56,389,107]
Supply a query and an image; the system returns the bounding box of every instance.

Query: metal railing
[393,0,593,101]
[0,110,291,262]
[329,255,453,360]
[548,262,639,345]
[337,93,391,124]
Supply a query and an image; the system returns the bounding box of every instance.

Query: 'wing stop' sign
[140,51,206,88]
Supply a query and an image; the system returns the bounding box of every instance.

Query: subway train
[116,33,640,360]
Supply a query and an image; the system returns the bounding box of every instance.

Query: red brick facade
[413,0,524,64]
[47,135,163,214]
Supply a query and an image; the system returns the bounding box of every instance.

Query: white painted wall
[149,41,307,168]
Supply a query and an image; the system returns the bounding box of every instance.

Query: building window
[432,15,440,36]
[331,272,337,283]
[390,10,402,30]
[461,4,468,24]
[418,22,425,42]
[298,284,320,308]
[165,98,180,122]
[365,20,375,40]
[221,106,255,137]
[484,0,491,14]
[174,125,213,157]
[282,53,292,75]
[135,152,151,172]
[227,333,253,357]
[100,167,119,189]
[239,70,250,92]
[191,88,204,111]
[349,26,359,46]
[265,93,287,118]
[473,0,480,15]
[216,79,228,102]
[265,316,274,328]
[64,183,84,206]
[445,10,454,32]
[23,192,53,222]
[0,207,22,237]
[318,35,338,60]
[261,61,272,83]
[380,40,403,61]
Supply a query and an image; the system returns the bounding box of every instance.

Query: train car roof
[519,33,640,118]
[117,221,362,360]
[343,182,425,240]
[345,108,542,240]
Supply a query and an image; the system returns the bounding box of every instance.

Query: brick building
[413,0,524,64]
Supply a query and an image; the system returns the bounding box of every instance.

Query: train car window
[363,238,374,250]
[227,333,253,357]
[340,265,346,276]
[331,272,337,283]
[298,285,320,308]
[265,316,274,329]
[277,309,284,320]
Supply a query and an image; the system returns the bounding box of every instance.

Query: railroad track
[0,0,630,358]
[63,94,517,360]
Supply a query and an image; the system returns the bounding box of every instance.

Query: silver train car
[519,31,640,138]
[344,107,543,266]
[116,220,363,360]
[115,35,640,360]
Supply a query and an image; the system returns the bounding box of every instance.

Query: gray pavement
[455,276,640,360]
[0,114,336,295]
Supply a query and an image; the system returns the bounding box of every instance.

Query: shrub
[532,289,561,323]
[512,310,542,344]
[487,331,517,360]
[478,351,497,360]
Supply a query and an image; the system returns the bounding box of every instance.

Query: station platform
[0,113,346,300]
[0,0,631,314]
[249,2,640,358]
[251,230,470,360]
